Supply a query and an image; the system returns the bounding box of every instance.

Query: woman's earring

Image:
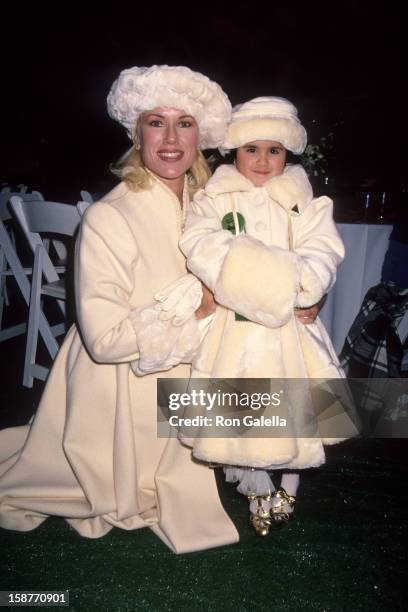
[133,124,141,150]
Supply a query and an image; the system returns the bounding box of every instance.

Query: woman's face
[139,107,199,194]
[235,140,287,187]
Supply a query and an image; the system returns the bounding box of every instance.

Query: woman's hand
[195,284,216,319]
[294,304,320,325]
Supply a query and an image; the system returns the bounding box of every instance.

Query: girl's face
[139,107,199,195]
[235,140,287,186]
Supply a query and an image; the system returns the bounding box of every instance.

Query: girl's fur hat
[221,96,307,154]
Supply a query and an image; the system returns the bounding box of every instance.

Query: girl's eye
[245,147,256,153]
[270,147,283,155]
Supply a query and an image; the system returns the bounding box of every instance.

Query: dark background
[1,3,406,203]
[0,8,407,607]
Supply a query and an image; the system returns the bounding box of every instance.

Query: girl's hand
[195,284,216,319]
[295,304,319,325]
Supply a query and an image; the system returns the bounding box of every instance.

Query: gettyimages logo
[156,378,368,439]
[166,386,286,429]
[167,387,283,411]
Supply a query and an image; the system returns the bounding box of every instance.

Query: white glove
[154,274,203,326]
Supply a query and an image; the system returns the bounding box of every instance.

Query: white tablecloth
[319,223,393,354]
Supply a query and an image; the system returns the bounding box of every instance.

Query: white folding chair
[0,187,44,342]
[10,196,82,387]
[79,190,94,204]
[76,199,91,217]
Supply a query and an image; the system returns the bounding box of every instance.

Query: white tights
[224,467,299,514]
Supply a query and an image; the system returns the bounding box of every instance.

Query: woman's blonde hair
[110,117,212,197]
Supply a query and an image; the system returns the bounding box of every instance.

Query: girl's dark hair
[209,149,236,172]
[222,150,237,164]
[286,150,301,165]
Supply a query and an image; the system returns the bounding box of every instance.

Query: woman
[0,65,239,553]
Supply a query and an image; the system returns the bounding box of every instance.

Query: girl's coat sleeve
[75,202,141,363]
[293,196,344,308]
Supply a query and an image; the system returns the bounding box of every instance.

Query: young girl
[155,97,357,535]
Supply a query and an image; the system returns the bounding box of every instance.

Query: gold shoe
[270,487,296,524]
[248,493,272,536]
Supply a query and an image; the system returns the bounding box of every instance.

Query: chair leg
[0,249,6,330]
[23,246,43,388]
[56,298,66,316]
[0,278,5,333]
[0,221,59,350]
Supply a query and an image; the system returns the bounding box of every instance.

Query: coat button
[255,221,267,232]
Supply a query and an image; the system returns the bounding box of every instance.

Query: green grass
[1,439,406,612]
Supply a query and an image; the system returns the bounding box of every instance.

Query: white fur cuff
[214,235,299,327]
[129,304,201,376]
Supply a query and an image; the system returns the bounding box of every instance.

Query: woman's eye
[149,120,163,127]
[178,120,193,128]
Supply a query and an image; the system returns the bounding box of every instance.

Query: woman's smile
[157,149,184,162]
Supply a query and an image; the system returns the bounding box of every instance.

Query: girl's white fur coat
[179,164,358,469]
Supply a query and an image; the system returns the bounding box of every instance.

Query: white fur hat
[221,96,307,154]
[107,65,231,150]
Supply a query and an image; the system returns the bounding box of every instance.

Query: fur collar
[204,163,314,214]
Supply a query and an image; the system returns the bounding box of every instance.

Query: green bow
[221,211,246,234]
[221,211,248,321]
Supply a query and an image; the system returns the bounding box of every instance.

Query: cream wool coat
[0,175,238,553]
[179,164,358,469]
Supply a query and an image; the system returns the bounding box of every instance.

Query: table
[319,223,393,354]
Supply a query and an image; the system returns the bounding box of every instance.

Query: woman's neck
[157,174,185,203]
[145,168,186,204]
